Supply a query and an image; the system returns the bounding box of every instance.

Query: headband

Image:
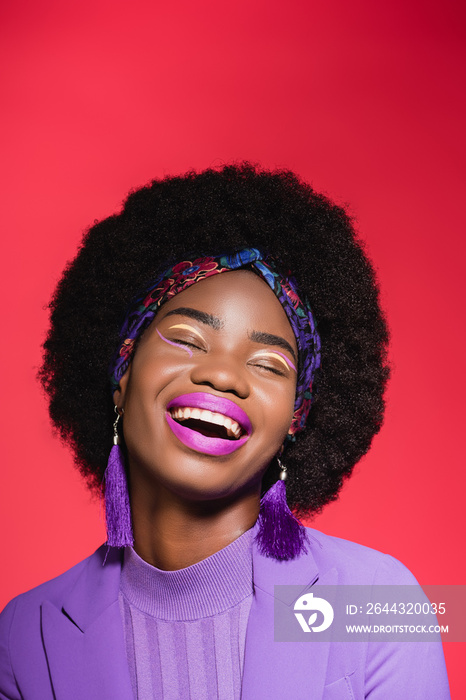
[109,248,321,438]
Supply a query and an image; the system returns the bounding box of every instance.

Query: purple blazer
[0,527,450,699]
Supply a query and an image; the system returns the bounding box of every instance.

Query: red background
[1,0,465,694]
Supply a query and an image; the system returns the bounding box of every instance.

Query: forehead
[158,270,297,349]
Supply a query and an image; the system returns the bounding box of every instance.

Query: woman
[0,164,450,699]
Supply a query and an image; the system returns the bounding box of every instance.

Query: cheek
[129,346,189,392]
[258,381,296,436]
[119,361,169,443]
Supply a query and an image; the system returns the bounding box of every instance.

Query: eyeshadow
[167,323,205,341]
[255,351,297,372]
[248,330,297,363]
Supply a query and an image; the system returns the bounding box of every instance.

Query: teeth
[169,407,244,439]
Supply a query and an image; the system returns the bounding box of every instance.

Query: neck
[129,479,260,571]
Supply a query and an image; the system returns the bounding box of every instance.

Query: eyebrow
[249,331,297,363]
[163,307,223,330]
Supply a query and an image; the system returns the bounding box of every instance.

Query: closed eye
[174,338,202,350]
[250,351,295,374]
[249,360,287,377]
[165,323,207,352]
[156,328,198,356]
[256,364,286,376]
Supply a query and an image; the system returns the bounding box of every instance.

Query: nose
[189,353,250,399]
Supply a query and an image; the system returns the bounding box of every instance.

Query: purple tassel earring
[255,458,308,560]
[103,406,134,547]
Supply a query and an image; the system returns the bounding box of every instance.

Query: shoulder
[0,545,118,698]
[1,545,106,620]
[0,547,111,698]
[301,529,450,697]
[303,526,420,585]
[0,544,113,658]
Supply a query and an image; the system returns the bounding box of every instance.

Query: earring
[255,456,308,560]
[103,406,134,547]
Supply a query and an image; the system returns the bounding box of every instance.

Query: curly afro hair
[39,163,389,518]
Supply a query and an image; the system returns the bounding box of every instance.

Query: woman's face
[114,270,297,507]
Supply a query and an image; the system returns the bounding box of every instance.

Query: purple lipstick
[166,392,251,456]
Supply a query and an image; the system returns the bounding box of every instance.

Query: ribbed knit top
[119,526,255,699]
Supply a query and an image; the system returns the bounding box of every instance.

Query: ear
[112,367,130,410]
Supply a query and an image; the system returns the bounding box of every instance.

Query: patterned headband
[109,248,321,438]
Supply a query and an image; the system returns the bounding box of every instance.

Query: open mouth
[166,393,251,456]
[168,407,245,440]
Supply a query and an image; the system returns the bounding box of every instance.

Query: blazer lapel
[41,546,133,700]
[242,532,338,700]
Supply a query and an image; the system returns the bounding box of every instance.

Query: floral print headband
[109,248,321,438]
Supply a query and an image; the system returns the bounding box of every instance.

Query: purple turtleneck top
[118,527,255,699]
